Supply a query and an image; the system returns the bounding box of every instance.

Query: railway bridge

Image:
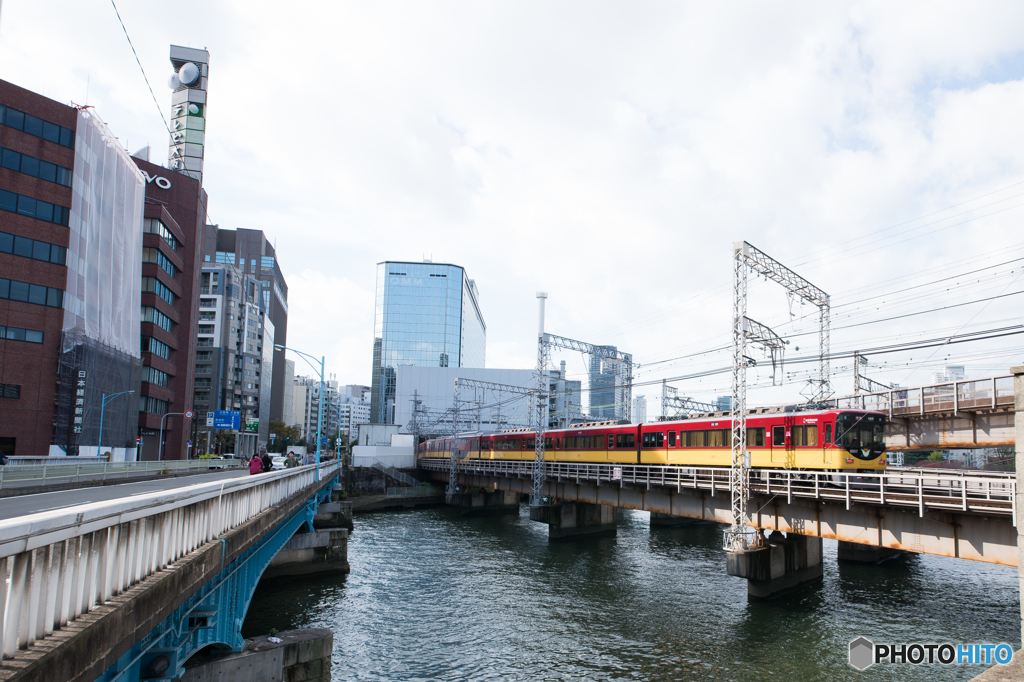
[422,367,1024,602]
[0,462,341,682]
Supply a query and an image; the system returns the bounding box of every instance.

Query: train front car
[832,410,887,471]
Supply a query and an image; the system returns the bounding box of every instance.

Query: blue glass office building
[370,261,486,423]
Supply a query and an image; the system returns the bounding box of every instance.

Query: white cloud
[3,1,1023,400]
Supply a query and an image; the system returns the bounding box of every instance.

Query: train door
[823,422,834,466]
[770,425,787,464]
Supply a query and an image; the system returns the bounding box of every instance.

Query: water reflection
[243,506,1018,681]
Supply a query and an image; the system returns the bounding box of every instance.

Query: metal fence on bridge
[0,462,339,659]
[0,458,237,490]
[833,374,1015,417]
[419,458,1015,521]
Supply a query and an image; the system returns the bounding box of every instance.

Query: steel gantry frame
[725,241,830,553]
[544,333,634,422]
[446,293,635,507]
[446,377,537,497]
[736,241,830,400]
[742,317,787,386]
[660,380,718,419]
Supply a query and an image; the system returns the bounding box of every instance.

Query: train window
[824,424,832,445]
[772,426,785,447]
[705,429,722,447]
[686,430,706,448]
[525,438,535,449]
[555,437,560,448]
[791,426,819,447]
[668,431,676,447]
[616,433,635,449]
[544,437,553,449]
[608,434,615,449]
[746,427,764,447]
[642,432,665,448]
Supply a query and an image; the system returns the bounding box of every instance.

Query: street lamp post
[158,412,185,462]
[98,390,135,457]
[275,344,324,482]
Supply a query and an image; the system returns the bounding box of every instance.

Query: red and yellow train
[418,408,887,471]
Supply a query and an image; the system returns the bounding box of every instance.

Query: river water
[243,505,1019,681]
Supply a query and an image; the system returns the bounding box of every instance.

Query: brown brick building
[133,156,207,460]
[0,80,77,458]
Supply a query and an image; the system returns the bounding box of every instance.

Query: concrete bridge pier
[727,531,823,599]
[837,540,901,564]
[529,502,617,540]
[649,512,710,528]
[448,490,521,516]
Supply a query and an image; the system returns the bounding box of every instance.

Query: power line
[109,0,171,137]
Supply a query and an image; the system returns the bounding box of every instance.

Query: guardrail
[418,458,1015,521]
[0,461,339,658]
[0,458,238,490]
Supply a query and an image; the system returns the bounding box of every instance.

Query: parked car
[271,455,286,470]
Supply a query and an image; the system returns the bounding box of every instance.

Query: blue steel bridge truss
[94,474,337,682]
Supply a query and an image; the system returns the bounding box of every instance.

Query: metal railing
[0,461,339,658]
[833,374,1015,417]
[0,458,238,490]
[372,458,417,487]
[418,458,1015,521]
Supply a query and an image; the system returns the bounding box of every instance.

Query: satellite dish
[167,74,180,89]
[178,62,200,86]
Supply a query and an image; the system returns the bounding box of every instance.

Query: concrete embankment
[181,629,332,682]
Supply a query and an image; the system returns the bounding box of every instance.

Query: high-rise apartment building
[632,395,647,424]
[589,347,626,420]
[370,260,486,424]
[191,247,274,456]
[201,227,289,422]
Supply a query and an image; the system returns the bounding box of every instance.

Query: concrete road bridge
[0,462,341,682]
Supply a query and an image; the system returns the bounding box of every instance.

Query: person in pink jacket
[249,455,263,475]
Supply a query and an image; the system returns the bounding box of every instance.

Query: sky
[3,1,1024,414]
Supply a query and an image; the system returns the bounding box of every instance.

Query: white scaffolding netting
[63,108,145,356]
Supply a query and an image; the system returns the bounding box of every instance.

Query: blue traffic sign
[212,410,241,430]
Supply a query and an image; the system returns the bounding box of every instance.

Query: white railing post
[5,552,29,655]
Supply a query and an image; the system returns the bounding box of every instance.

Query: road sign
[206,412,214,426]
[269,433,277,440]
[184,410,194,419]
[320,437,330,447]
[244,417,259,433]
[212,410,241,430]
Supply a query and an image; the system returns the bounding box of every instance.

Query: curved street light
[275,344,324,482]
[98,390,135,457]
